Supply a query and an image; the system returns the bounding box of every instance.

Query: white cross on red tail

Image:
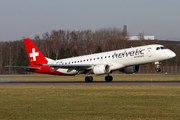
[30,48,39,61]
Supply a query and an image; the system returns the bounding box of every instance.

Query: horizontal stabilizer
[6,66,40,70]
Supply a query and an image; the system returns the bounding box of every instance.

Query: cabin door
[147,48,152,57]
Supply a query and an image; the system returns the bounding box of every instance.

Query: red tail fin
[24,38,48,66]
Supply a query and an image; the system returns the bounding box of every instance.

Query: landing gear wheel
[85,76,93,82]
[156,68,161,72]
[155,61,161,73]
[105,75,113,82]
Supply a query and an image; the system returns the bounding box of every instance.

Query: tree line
[0,27,179,74]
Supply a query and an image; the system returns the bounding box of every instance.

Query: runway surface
[0,81,180,85]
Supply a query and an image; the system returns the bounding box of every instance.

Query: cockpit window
[156,47,160,50]
[156,46,167,50]
[160,47,167,49]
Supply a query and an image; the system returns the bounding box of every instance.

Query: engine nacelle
[122,65,140,74]
[93,64,110,75]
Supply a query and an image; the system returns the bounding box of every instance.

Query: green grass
[0,86,180,120]
[1,74,180,81]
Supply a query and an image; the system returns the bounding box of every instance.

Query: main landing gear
[105,74,113,82]
[85,76,93,82]
[85,74,113,82]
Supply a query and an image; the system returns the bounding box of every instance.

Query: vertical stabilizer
[24,38,48,66]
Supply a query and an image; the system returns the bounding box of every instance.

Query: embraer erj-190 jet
[9,38,176,82]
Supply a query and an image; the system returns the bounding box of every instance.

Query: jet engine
[93,64,110,75]
[122,65,140,74]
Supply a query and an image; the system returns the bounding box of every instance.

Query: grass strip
[0,85,180,120]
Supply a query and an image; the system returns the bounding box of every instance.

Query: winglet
[24,38,48,66]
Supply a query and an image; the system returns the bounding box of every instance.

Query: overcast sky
[0,0,180,41]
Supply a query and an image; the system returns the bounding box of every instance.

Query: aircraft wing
[42,64,93,72]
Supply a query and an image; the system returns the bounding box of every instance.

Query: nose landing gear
[155,61,161,72]
[156,67,161,72]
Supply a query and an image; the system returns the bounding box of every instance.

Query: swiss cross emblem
[30,48,39,61]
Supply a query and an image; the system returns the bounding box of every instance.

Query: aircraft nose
[171,52,176,58]
[167,50,176,58]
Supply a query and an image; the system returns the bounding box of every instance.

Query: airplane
[9,38,176,82]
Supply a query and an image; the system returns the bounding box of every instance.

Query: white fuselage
[48,44,176,75]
